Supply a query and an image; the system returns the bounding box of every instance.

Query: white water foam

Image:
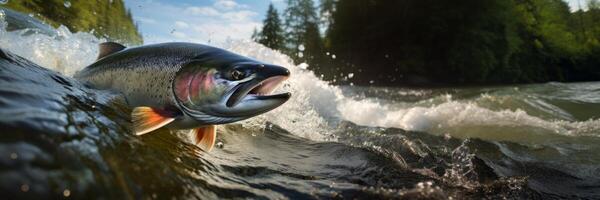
[221,40,600,142]
[2,15,599,143]
[0,11,103,76]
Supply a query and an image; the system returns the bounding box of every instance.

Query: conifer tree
[257,3,285,50]
[283,0,325,69]
[251,28,260,42]
[320,0,336,31]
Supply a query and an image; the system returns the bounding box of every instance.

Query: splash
[1,14,599,144]
[220,40,600,143]
[0,10,103,76]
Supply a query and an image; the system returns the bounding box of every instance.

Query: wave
[222,40,600,143]
[2,14,599,145]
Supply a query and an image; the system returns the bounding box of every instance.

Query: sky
[124,0,287,44]
[124,0,588,44]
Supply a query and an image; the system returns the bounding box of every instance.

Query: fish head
[174,59,290,124]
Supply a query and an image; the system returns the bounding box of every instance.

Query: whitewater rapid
[1,13,599,145]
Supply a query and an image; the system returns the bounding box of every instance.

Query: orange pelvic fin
[131,107,175,135]
[193,125,217,151]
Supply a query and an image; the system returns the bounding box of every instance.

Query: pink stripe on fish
[189,72,202,101]
[174,72,194,102]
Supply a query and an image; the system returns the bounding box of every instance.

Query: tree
[4,0,142,45]
[320,0,336,31]
[251,28,260,42]
[283,0,325,69]
[320,0,336,50]
[256,3,285,50]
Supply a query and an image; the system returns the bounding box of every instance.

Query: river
[1,8,600,199]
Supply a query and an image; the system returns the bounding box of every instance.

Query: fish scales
[74,42,290,150]
[76,43,199,108]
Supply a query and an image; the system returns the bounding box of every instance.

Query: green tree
[320,0,336,50]
[256,3,285,50]
[283,0,325,70]
[324,0,600,85]
[251,27,260,42]
[3,0,142,45]
[320,0,336,30]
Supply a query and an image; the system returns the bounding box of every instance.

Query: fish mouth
[226,74,290,108]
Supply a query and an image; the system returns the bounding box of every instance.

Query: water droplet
[369,80,375,84]
[64,1,71,8]
[298,44,305,51]
[444,133,451,140]
[20,184,29,192]
[0,0,8,5]
[347,73,354,78]
[297,52,304,58]
[10,152,17,159]
[297,63,308,70]
[63,189,71,197]
[331,54,336,59]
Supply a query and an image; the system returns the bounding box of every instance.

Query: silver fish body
[75,42,290,129]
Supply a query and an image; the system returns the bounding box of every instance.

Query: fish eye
[231,70,244,80]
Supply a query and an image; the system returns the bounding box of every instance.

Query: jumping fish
[74,42,290,151]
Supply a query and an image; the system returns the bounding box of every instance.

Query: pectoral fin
[193,125,217,151]
[131,107,175,135]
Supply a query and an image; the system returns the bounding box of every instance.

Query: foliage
[282,0,326,70]
[252,0,600,85]
[3,0,142,45]
[321,0,600,85]
[255,4,285,50]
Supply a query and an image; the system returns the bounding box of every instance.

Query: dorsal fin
[97,42,126,60]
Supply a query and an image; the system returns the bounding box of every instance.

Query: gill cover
[173,60,228,119]
[173,55,291,124]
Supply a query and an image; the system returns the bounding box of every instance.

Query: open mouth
[226,75,290,107]
[248,75,289,97]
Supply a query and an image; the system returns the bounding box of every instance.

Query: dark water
[2,8,600,199]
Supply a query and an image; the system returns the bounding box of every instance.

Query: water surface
[1,10,599,199]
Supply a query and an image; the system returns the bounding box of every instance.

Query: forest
[253,0,600,86]
[2,0,142,45]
